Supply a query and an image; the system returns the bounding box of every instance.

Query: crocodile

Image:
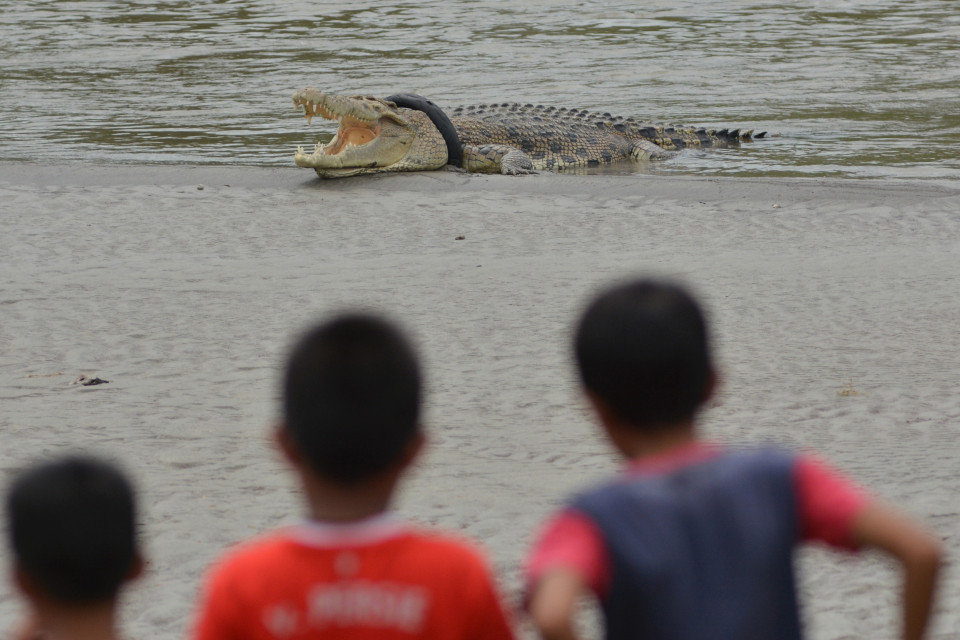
[292,88,765,179]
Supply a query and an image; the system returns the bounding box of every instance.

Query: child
[6,456,143,640]
[525,278,942,640]
[192,313,516,640]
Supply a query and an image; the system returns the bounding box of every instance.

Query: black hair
[575,279,713,429]
[282,313,422,484]
[6,456,138,604]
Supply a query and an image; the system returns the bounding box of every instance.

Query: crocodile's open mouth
[292,89,414,177]
[293,94,382,156]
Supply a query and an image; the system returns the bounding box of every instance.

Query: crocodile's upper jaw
[293,89,425,178]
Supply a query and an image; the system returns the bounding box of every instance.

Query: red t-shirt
[193,514,516,640]
[525,443,869,597]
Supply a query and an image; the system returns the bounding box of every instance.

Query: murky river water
[2,0,958,182]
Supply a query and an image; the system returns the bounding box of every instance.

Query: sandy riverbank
[1,163,958,638]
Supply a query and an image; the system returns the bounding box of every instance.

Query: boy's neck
[301,473,397,523]
[29,601,121,640]
[279,426,420,525]
[611,419,699,461]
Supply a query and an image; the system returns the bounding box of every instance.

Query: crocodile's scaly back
[451,105,635,170]
[449,103,757,170]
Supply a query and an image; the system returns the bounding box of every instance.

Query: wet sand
[1,162,958,638]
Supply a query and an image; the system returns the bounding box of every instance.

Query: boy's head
[575,278,714,429]
[282,313,422,485]
[6,456,139,606]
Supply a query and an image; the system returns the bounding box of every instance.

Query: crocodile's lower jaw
[295,118,415,176]
[305,166,370,179]
[293,145,372,174]
[295,117,381,165]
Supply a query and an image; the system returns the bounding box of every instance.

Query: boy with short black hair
[193,313,516,640]
[526,278,942,640]
[6,456,143,640]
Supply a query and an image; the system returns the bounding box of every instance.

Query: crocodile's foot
[631,140,674,161]
[461,144,536,175]
[500,149,536,175]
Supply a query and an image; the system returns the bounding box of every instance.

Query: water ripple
[1,0,958,181]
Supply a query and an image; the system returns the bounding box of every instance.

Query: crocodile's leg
[461,144,536,175]
[630,140,675,161]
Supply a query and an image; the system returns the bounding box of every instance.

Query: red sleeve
[795,455,871,550]
[524,509,610,598]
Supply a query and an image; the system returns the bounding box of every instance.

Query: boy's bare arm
[850,501,943,640]
[527,568,586,640]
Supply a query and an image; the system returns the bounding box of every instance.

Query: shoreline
[4,159,960,196]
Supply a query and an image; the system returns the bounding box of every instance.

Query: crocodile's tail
[710,128,768,143]
[582,110,767,149]
[633,124,767,150]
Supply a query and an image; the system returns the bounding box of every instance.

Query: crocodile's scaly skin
[292,89,763,178]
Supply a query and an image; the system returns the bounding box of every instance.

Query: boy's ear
[584,391,619,428]
[13,565,40,601]
[274,423,302,466]
[703,368,720,404]
[399,430,426,470]
[127,552,146,583]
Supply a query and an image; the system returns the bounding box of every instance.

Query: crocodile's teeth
[318,104,336,121]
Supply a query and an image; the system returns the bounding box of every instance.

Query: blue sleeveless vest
[571,449,802,640]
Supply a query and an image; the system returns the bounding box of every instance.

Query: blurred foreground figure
[192,313,516,640]
[6,456,143,640]
[525,278,942,640]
